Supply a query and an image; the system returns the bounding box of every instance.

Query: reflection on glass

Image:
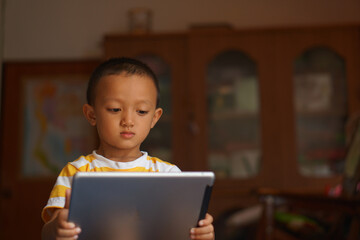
[136,55,172,162]
[207,50,261,179]
[293,47,347,177]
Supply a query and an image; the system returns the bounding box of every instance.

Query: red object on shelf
[325,184,343,197]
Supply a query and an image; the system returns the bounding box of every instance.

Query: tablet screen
[68,172,214,240]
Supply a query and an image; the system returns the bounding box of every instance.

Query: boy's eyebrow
[102,97,154,106]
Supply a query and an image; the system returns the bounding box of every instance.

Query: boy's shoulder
[146,154,181,172]
[64,152,96,171]
[73,153,96,163]
[146,155,174,165]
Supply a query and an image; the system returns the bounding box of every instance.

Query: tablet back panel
[68,172,214,240]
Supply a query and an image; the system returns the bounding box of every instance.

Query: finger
[57,209,80,232]
[65,188,71,209]
[56,227,81,239]
[198,213,213,226]
[190,232,214,240]
[191,225,214,235]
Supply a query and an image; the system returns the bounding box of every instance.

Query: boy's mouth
[120,131,135,139]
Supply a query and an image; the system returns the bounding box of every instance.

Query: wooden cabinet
[270,27,360,190]
[104,26,360,218]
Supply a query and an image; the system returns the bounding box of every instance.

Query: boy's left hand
[190,213,215,240]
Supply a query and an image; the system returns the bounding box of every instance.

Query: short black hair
[86,57,160,107]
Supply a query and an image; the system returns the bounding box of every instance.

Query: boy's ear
[83,104,97,126]
[151,108,163,128]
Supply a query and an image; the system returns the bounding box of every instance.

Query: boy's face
[83,73,162,159]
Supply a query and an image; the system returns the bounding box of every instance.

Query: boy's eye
[137,110,149,115]
[108,108,121,112]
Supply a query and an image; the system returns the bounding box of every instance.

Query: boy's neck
[96,147,143,162]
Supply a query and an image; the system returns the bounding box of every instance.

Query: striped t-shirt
[42,151,181,222]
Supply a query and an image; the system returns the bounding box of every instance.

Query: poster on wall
[1,61,99,179]
[22,76,96,177]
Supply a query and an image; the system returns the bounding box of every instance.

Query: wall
[3,0,360,60]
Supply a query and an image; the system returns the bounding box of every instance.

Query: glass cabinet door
[136,54,173,162]
[207,50,262,179]
[293,47,347,177]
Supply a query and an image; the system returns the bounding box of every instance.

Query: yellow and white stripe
[42,151,180,222]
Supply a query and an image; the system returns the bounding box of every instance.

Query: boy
[41,57,215,240]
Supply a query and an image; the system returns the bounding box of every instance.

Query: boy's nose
[120,112,134,128]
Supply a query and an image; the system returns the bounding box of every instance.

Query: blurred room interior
[1,0,360,239]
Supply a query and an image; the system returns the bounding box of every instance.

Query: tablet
[68,172,215,240]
